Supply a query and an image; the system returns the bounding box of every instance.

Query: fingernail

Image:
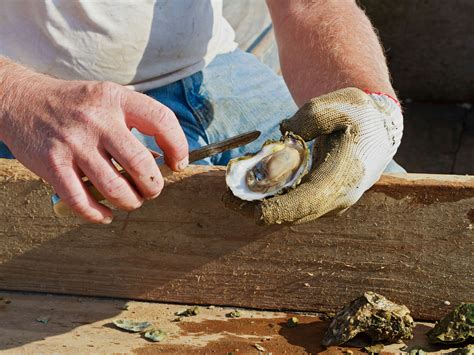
[177,156,189,171]
[147,191,160,200]
[135,198,144,208]
[102,216,113,224]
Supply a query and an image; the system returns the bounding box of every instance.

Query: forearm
[0,57,43,142]
[267,0,395,106]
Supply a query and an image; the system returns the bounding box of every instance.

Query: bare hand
[0,72,188,223]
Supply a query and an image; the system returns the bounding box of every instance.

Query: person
[0,0,403,225]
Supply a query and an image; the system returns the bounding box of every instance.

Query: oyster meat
[226,133,309,201]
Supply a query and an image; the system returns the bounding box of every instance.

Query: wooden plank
[0,291,452,354]
[0,159,473,321]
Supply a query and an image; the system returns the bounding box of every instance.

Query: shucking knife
[52,130,261,217]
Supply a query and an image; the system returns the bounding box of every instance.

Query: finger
[103,129,164,200]
[51,164,113,223]
[122,91,189,171]
[257,179,332,224]
[76,151,144,211]
[280,87,367,140]
[259,132,365,224]
[258,175,353,225]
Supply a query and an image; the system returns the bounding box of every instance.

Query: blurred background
[223,0,473,175]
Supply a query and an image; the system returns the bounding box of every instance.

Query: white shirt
[0,0,237,91]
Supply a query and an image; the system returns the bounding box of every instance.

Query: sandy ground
[0,291,462,354]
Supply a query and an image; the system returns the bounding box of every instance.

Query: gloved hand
[224,87,403,224]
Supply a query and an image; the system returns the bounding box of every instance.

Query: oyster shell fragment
[226,133,309,201]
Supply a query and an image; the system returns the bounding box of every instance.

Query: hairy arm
[266,0,395,106]
[0,57,29,139]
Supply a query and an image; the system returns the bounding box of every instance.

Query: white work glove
[225,87,403,224]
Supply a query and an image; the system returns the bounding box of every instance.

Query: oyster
[226,132,309,201]
[144,328,167,342]
[427,303,473,345]
[321,291,414,346]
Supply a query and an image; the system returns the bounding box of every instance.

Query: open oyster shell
[225,132,309,201]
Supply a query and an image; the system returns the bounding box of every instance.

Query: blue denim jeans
[0,49,404,172]
[137,49,294,165]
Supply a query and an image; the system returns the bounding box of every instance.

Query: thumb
[122,90,189,171]
[280,87,369,141]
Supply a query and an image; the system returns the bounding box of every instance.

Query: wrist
[0,60,53,142]
[363,88,400,107]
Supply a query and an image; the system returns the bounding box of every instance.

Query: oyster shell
[321,291,414,346]
[226,133,309,201]
[112,319,152,333]
[144,328,167,342]
[427,303,473,345]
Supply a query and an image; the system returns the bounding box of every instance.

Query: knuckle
[65,193,87,211]
[96,81,123,104]
[76,81,122,116]
[46,153,70,177]
[102,175,130,199]
[164,134,189,159]
[151,103,172,122]
[100,175,139,210]
[85,80,119,98]
[62,191,98,220]
[54,130,96,155]
[126,149,154,175]
[96,80,117,93]
[176,140,189,156]
[69,109,93,126]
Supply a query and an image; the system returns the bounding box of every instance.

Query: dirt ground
[0,291,463,354]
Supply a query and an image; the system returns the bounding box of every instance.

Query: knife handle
[52,164,174,217]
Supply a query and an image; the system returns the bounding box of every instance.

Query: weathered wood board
[0,159,473,320]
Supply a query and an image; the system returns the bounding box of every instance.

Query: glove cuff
[363,89,400,107]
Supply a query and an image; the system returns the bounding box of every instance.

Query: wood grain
[0,159,473,320]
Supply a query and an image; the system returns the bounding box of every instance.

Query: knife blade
[52,130,261,217]
[188,130,260,163]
